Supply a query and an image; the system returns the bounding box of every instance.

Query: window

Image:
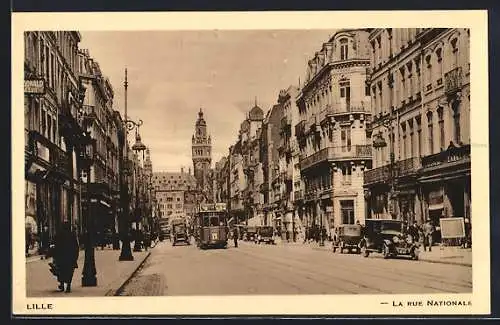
[409,121,414,158]
[341,126,351,151]
[340,81,351,110]
[438,108,445,150]
[451,38,459,69]
[453,102,461,144]
[341,165,352,184]
[416,116,422,157]
[427,112,434,154]
[435,48,443,86]
[401,125,406,159]
[425,55,432,90]
[341,200,355,224]
[340,38,349,60]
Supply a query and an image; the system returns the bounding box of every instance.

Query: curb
[104,252,152,296]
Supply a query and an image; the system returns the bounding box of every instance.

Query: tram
[194,203,229,249]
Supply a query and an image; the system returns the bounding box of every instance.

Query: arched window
[435,48,443,86]
[340,38,349,60]
[450,38,459,69]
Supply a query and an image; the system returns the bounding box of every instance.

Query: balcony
[363,165,391,185]
[300,145,372,171]
[295,119,306,137]
[421,144,470,169]
[397,157,422,177]
[444,67,463,95]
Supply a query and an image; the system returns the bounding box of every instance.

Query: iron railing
[300,145,372,170]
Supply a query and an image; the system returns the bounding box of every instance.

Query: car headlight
[392,236,400,243]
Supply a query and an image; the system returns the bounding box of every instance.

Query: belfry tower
[192,108,212,194]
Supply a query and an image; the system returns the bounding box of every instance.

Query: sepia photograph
[12,11,489,315]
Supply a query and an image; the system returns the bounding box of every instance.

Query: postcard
[12,10,489,315]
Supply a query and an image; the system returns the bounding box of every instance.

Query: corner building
[295,29,372,237]
[364,28,470,233]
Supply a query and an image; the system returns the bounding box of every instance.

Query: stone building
[24,31,88,240]
[228,102,265,226]
[192,108,212,198]
[152,169,197,220]
[277,86,303,241]
[77,49,120,235]
[364,28,471,233]
[261,103,284,228]
[214,156,229,204]
[295,29,372,239]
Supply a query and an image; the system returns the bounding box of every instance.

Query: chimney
[181,167,184,174]
[188,167,191,175]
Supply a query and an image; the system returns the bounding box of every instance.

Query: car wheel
[383,244,391,259]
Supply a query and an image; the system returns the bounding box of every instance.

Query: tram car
[194,203,229,249]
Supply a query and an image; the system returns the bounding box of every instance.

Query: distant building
[153,169,197,220]
[192,108,212,198]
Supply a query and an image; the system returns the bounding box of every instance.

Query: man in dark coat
[233,227,239,248]
[53,222,79,293]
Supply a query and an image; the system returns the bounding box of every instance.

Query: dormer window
[340,38,349,60]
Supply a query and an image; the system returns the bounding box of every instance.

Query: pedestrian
[423,219,435,252]
[53,222,79,293]
[408,221,420,243]
[39,224,49,259]
[233,227,238,248]
[25,226,32,257]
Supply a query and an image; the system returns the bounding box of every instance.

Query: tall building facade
[77,49,120,235]
[192,109,212,196]
[262,103,285,228]
[295,29,372,239]
[228,102,265,226]
[24,31,88,240]
[364,29,470,233]
[277,86,303,241]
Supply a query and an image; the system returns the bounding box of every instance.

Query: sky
[79,30,334,172]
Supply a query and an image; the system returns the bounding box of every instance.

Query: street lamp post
[81,132,97,287]
[119,68,147,261]
[132,130,147,252]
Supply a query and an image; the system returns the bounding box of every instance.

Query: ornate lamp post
[119,68,147,261]
[132,130,147,252]
[81,132,97,287]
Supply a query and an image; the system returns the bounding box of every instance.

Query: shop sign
[440,217,465,239]
[24,79,45,95]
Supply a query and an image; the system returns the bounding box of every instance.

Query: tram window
[203,217,210,227]
[210,217,219,227]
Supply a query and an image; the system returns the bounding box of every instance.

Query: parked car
[359,219,420,260]
[332,224,362,254]
[254,226,275,244]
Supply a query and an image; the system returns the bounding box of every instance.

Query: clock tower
[192,108,212,195]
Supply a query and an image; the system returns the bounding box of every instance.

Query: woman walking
[53,222,79,293]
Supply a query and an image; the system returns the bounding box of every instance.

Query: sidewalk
[278,240,472,267]
[26,247,151,297]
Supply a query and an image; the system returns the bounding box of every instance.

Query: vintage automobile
[254,226,275,244]
[359,219,420,260]
[172,218,190,246]
[244,226,257,242]
[332,224,363,254]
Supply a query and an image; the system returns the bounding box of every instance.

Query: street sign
[24,78,45,95]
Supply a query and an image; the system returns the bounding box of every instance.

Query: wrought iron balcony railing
[300,145,372,171]
[444,67,463,94]
[421,144,470,169]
